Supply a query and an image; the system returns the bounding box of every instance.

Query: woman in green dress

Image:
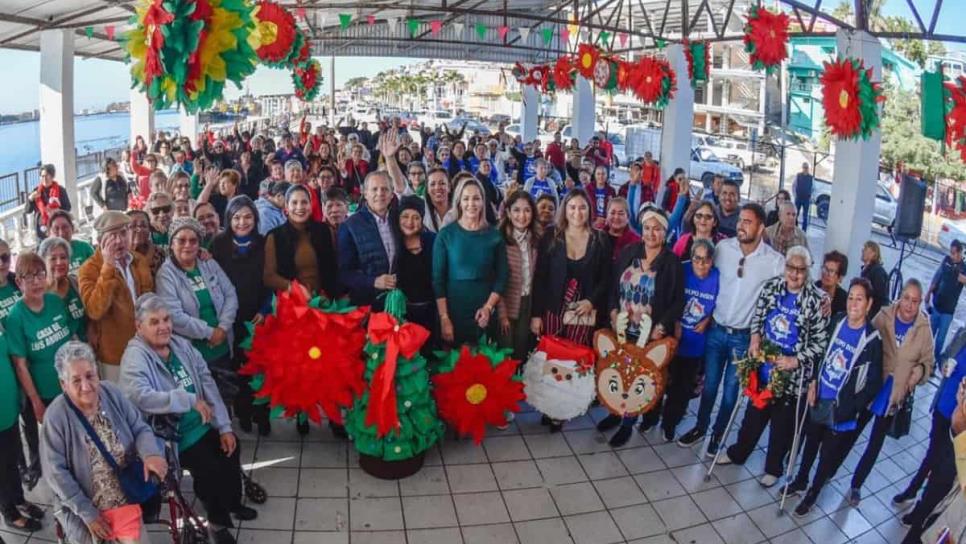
[47,210,95,274]
[38,236,86,341]
[433,176,508,346]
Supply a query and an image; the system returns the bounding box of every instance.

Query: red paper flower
[432,347,525,444]
[821,57,883,140]
[616,60,632,92]
[576,43,600,79]
[240,282,368,424]
[629,56,675,106]
[253,1,298,65]
[743,6,789,71]
[553,56,575,91]
[528,65,549,91]
[293,59,322,101]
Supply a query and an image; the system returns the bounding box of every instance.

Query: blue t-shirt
[819,321,865,431]
[679,264,720,358]
[528,178,555,200]
[764,291,800,356]
[894,316,913,346]
[522,156,538,180]
[937,345,966,419]
[594,187,608,216]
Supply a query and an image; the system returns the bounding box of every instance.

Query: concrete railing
[1,174,100,252]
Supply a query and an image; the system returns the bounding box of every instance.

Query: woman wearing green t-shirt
[7,252,75,484]
[47,209,95,274]
[39,236,87,341]
[0,238,21,324]
[156,217,238,404]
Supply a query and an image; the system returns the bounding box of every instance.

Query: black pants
[849,409,893,491]
[231,350,267,427]
[661,355,703,436]
[178,428,243,528]
[793,420,856,495]
[726,396,804,477]
[902,410,950,498]
[903,412,956,532]
[0,425,24,521]
[20,396,53,476]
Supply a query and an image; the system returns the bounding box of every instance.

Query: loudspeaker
[893,174,926,240]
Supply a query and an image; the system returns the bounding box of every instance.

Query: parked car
[811,178,897,227]
[503,124,554,147]
[488,113,512,126]
[418,110,454,128]
[448,118,492,136]
[692,133,758,171]
[690,147,744,187]
[938,218,966,250]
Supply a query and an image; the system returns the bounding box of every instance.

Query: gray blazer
[155,258,239,355]
[119,334,232,436]
[40,382,162,544]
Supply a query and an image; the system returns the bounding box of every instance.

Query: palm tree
[442,70,466,114]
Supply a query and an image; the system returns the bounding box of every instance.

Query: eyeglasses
[18,271,46,283]
[694,213,714,221]
[737,257,745,279]
[692,255,712,263]
[821,265,839,276]
[150,205,172,215]
[786,264,808,274]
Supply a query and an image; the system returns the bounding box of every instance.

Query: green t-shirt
[69,239,95,274]
[151,230,169,252]
[63,283,86,341]
[0,332,21,432]
[6,293,73,401]
[0,282,21,325]
[187,267,229,362]
[165,352,209,452]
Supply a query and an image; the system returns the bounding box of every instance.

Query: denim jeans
[795,199,810,231]
[695,324,750,436]
[930,308,954,362]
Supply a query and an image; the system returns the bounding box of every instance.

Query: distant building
[928,50,966,80]
[258,94,296,117]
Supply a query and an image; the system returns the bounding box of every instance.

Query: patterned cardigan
[750,276,830,397]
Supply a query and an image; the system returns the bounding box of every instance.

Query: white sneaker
[759,474,778,488]
[715,452,732,465]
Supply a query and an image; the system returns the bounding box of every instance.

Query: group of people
[8,113,966,544]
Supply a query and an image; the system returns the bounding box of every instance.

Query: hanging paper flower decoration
[944,77,966,162]
[239,283,369,425]
[821,57,885,140]
[593,59,620,91]
[251,1,297,66]
[511,62,528,84]
[123,0,259,113]
[287,29,311,67]
[684,41,710,88]
[528,65,550,91]
[628,56,677,109]
[293,58,322,101]
[576,43,600,79]
[616,60,633,92]
[743,6,789,71]
[432,340,525,444]
[553,56,576,91]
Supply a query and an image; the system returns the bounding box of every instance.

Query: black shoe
[608,426,633,448]
[329,422,348,439]
[212,527,237,544]
[893,489,917,506]
[231,505,258,521]
[238,417,253,434]
[296,419,309,436]
[596,414,621,432]
[793,490,818,518]
[637,419,656,434]
[784,479,807,497]
[847,488,861,507]
[549,421,563,433]
[16,503,43,520]
[900,513,915,528]
[540,415,551,426]
[676,427,705,448]
[705,434,722,458]
[661,427,675,442]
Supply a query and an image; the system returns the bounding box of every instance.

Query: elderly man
[338,171,399,309]
[763,201,809,255]
[77,212,154,381]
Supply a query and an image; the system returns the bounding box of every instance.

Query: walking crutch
[778,367,809,515]
[705,347,748,481]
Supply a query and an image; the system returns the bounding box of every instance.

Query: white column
[520,84,540,142]
[823,30,882,271]
[658,44,695,203]
[179,109,199,141]
[572,75,595,144]
[129,89,154,146]
[39,29,77,207]
[329,56,336,126]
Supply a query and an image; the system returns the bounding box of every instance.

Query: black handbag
[886,395,914,439]
[65,397,159,504]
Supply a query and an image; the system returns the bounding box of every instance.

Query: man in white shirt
[677,203,785,456]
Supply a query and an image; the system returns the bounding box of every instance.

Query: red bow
[743,371,773,409]
[365,312,430,437]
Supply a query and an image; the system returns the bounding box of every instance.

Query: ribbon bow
[743,371,773,409]
[365,312,430,437]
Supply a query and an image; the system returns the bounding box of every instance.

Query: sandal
[17,503,44,520]
[243,473,267,504]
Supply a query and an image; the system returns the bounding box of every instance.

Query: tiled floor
[1,380,941,544]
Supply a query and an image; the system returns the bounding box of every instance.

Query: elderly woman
[42,342,167,544]
[717,245,829,487]
[212,196,271,435]
[433,177,509,346]
[126,210,165,277]
[598,206,684,447]
[47,210,95,274]
[764,202,809,255]
[497,191,540,361]
[120,294,256,544]
[789,278,882,516]
[38,236,87,339]
[156,218,238,404]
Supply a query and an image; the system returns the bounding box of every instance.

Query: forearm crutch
[705,393,745,482]
[778,369,808,515]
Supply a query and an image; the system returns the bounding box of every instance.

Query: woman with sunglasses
[716,246,829,487]
[145,191,174,253]
[672,201,724,260]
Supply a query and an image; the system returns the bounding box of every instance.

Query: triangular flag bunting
[453,22,464,36]
[618,32,628,46]
[407,18,420,36]
[599,30,610,44]
[105,25,115,41]
[655,37,667,49]
[567,22,579,37]
[367,14,376,26]
[541,27,553,45]
[339,13,352,29]
[430,20,442,34]
[498,26,509,40]
[561,26,570,41]
[518,27,530,41]
[475,23,487,40]
[387,17,398,32]
[84,26,93,39]
[295,7,306,20]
